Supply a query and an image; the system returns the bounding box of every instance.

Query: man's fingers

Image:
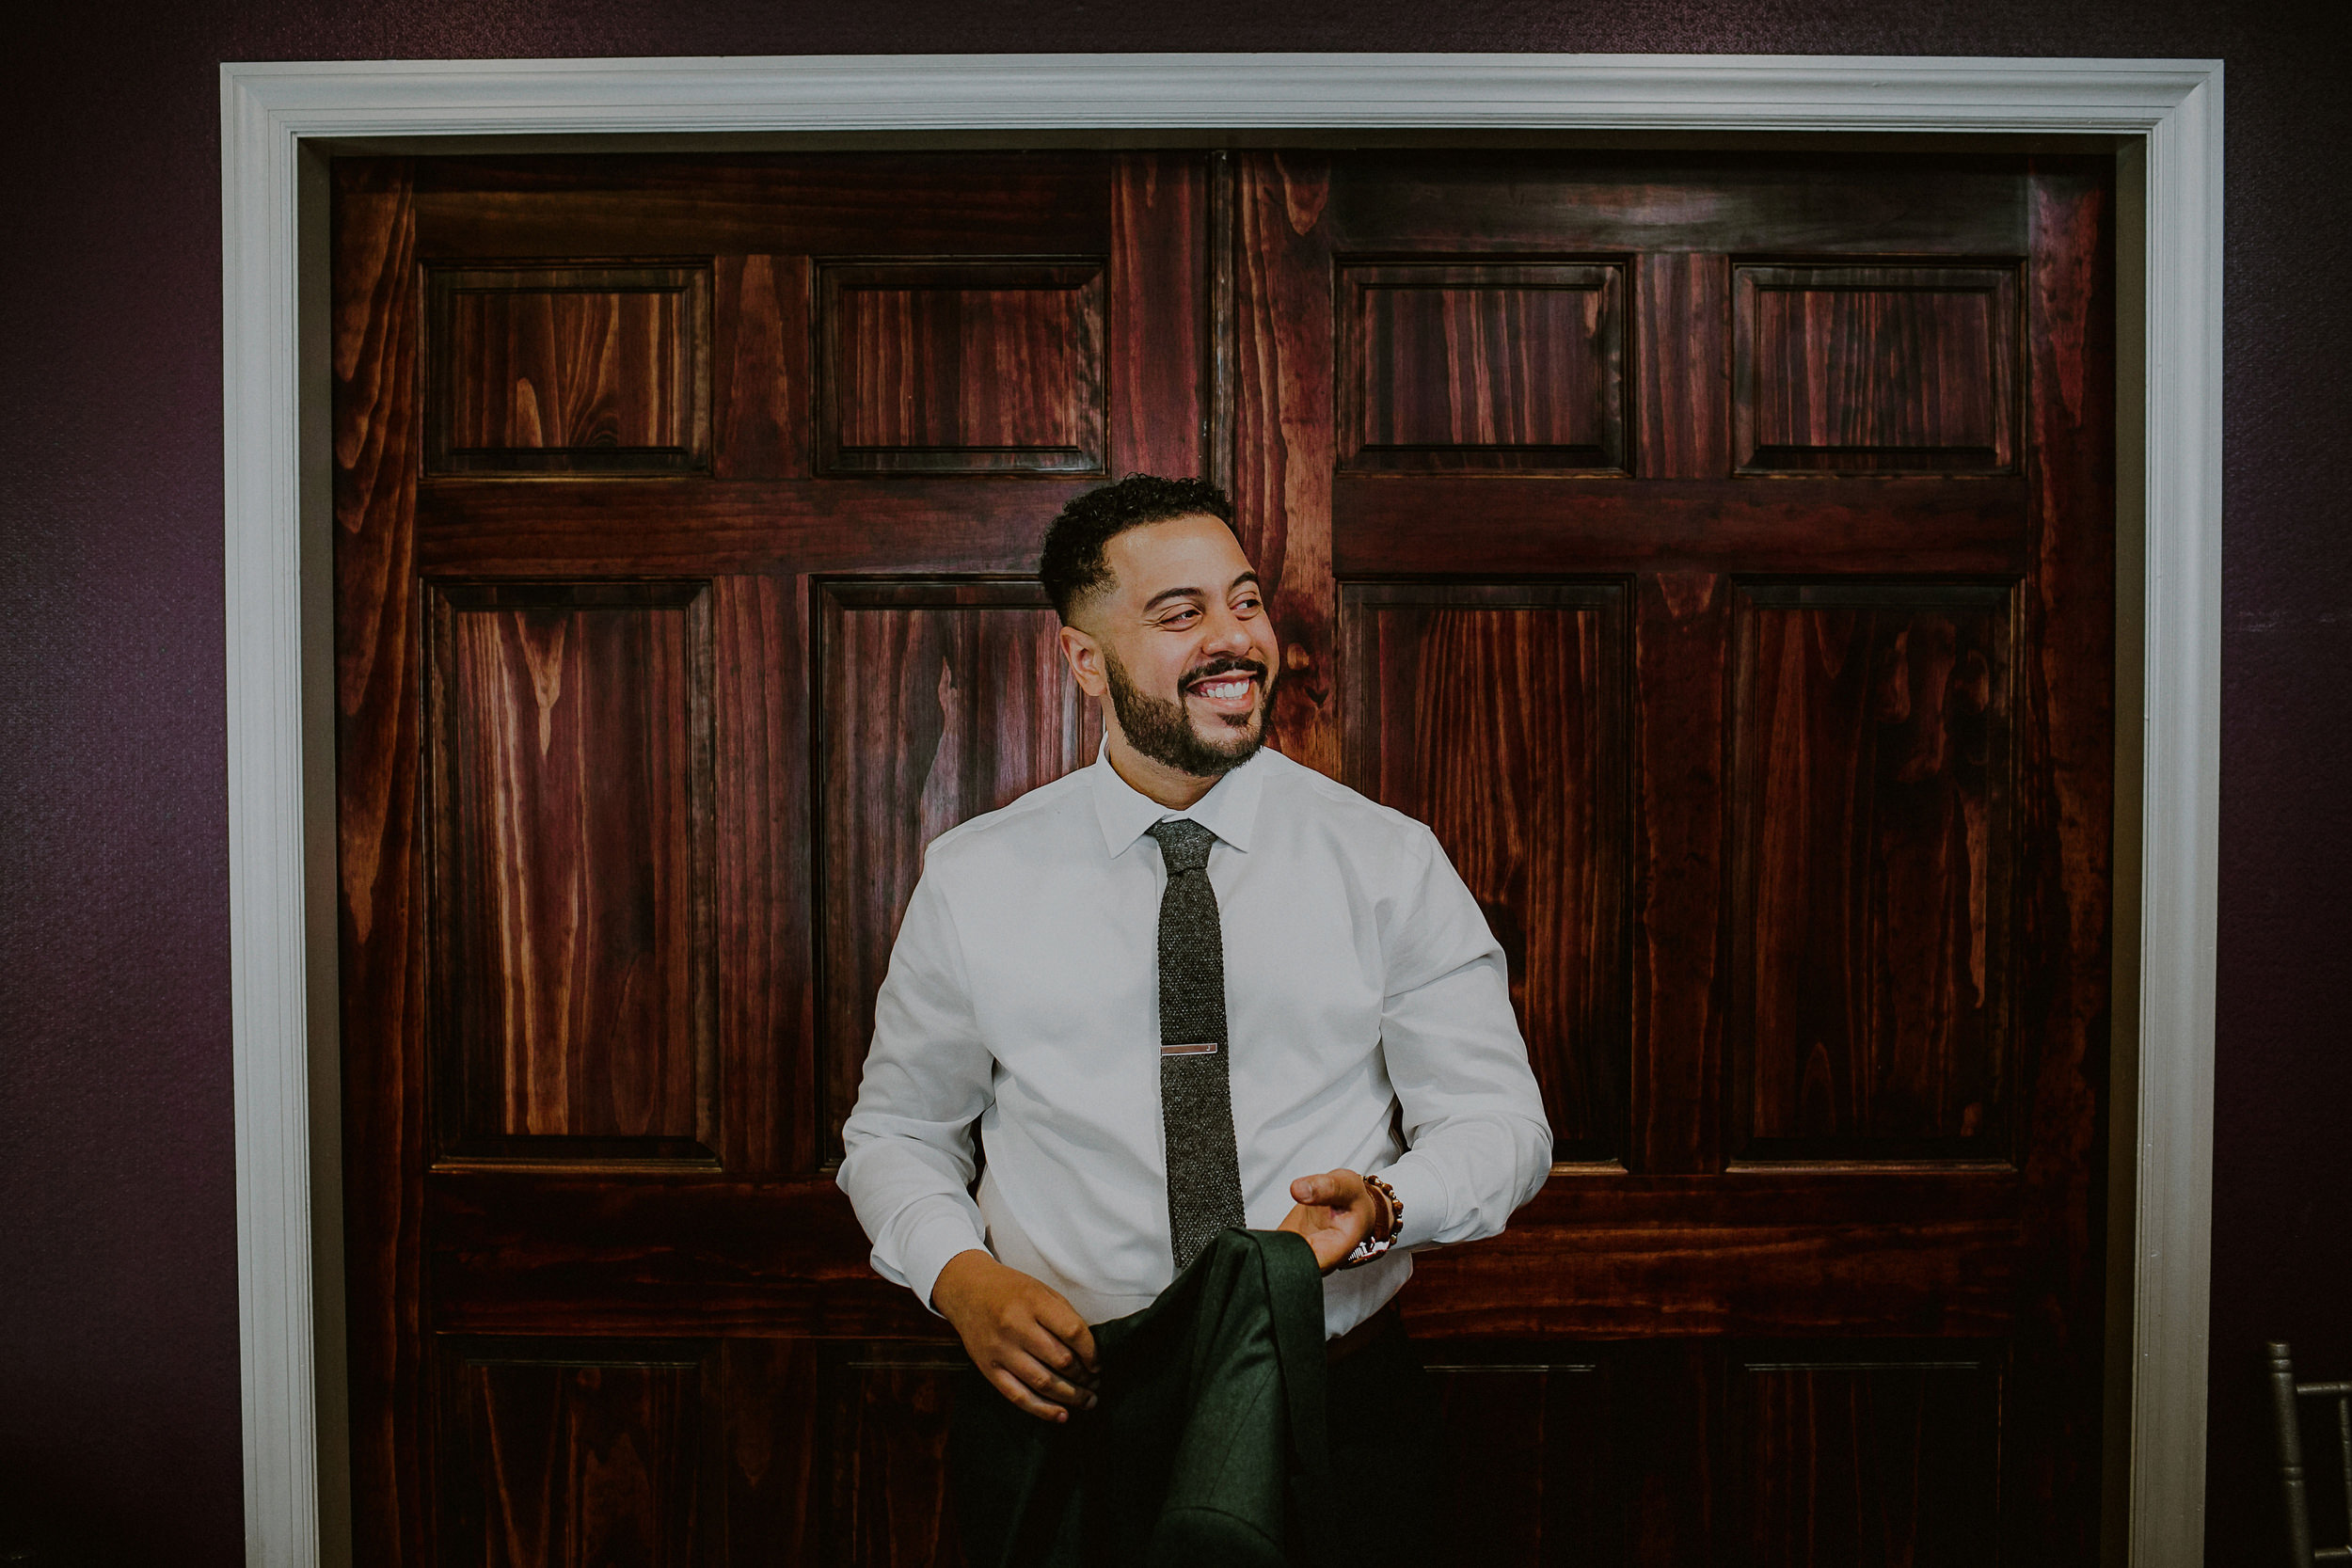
[1003,1347,1096,1409]
[1044,1308,1100,1375]
[986,1365,1072,1422]
[1013,1323,1098,1396]
[1290,1168,1369,1207]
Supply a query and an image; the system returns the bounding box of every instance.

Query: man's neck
[1103,731,1220,811]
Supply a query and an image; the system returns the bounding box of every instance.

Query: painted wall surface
[0,2,2342,1562]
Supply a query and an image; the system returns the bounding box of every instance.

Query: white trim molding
[221,53,2222,1568]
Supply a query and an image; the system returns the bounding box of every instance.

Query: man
[837,474,1552,1560]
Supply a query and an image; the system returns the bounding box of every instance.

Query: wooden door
[1283,150,2114,1566]
[333,150,1203,1566]
[333,147,2111,1566]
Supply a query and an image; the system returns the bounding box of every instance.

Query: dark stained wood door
[333,146,2111,1566]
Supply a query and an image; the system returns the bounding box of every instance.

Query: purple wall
[1,1,2343,1562]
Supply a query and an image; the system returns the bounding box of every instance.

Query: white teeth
[1195,679,1250,700]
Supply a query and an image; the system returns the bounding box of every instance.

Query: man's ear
[1058,623,1107,698]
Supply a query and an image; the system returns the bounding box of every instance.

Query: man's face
[1064,513,1279,781]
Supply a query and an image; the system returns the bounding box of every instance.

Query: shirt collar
[1089,739,1270,861]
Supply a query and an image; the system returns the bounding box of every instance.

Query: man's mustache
[1182,657,1268,686]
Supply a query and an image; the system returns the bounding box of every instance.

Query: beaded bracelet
[1343,1173,1404,1267]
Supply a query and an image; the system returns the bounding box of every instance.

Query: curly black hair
[1039,474,1239,625]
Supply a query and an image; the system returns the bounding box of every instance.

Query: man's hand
[931,1250,1101,1422]
[1276,1168,1380,1273]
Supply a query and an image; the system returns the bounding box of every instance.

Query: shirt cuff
[1373,1158,1449,1252]
[894,1199,993,1316]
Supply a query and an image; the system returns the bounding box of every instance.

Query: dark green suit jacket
[950,1228,1332,1568]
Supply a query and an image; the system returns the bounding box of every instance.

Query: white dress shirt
[836,743,1554,1338]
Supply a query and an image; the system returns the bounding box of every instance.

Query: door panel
[436,1338,721,1568]
[1343,583,1630,1164]
[1733,1344,2006,1568]
[816,581,1104,1161]
[1726,583,2016,1164]
[425,581,716,1165]
[818,261,1107,474]
[1732,262,2018,475]
[1425,1349,1616,1564]
[335,147,2110,1565]
[425,263,712,476]
[1337,261,1628,472]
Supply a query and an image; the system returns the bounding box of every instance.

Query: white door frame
[221,53,2222,1567]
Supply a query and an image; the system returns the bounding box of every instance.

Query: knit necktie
[1146,818,1247,1273]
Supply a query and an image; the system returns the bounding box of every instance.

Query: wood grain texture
[1333,476,2029,578]
[1204,151,1237,499]
[437,1338,719,1568]
[711,255,809,481]
[426,582,717,1163]
[1109,152,1207,481]
[711,576,811,1176]
[1343,584,1629,1161]
[1631,571,1731,1178]
[2000,160,2118,1566]
[819,1352,966,1566]
[1615,1340,1720,1568]
[1422,1351,1615,1565]
[1728,585,2015,1162]
[1233,151,1339,777]
[716,1338,826,1567]
[1636,253,1731,480]
[417,477,1098,577]
[424,1171,2023,1339]
[1734,264,2018,474]
[333,149,2116,1568]
[1402,1175,2029,1339]
[427,264,711,475]
[413,150,1113,260]
[1735,1347,2003,1568]
[817,581,1102,1162]
[332,158,430,1568]
[716,1339,968,1568]
[425,1176,928,1337]
[1323,151,2027,259]
[1339,262,1626,471]
[820,262,1105,474]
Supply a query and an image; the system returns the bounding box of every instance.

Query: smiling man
[837,474,1552,1564]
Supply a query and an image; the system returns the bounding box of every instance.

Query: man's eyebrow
[1142,571,1260,614]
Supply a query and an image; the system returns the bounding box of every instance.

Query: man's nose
[1200,606,1255,655]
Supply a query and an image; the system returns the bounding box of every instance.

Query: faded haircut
[1038,474,1239,625]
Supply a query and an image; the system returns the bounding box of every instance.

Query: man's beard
[1103,646,1273,780]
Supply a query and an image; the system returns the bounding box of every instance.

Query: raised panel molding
[1343,582,1630,1162]
[1735,1343,2006,1568]
[1339,261,1627,471]
[426,263,712,475]
[436,1337,722,1568]
[819,261,1107,474]
[426,581,718,1164]
[815,580,1102,1162]
[1422,1349,1615,1562]
[1733,263,2018,473]
[1727,582,2016,1163]
[818,1348,966,1565]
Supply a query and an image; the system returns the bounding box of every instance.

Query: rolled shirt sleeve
[836,869,995,1312]
[1370,826,1555,1251]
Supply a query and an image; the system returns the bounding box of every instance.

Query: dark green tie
[1147,818,1247,1273]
